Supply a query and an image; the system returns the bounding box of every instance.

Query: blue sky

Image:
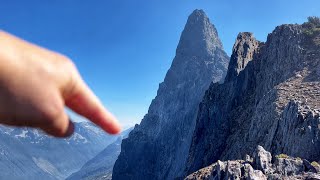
[0,1,319,128]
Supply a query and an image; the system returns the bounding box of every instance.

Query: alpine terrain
[0,121,118,180]
[185,16,320,179]
[67,127,133,180]
[37,10,320,180]
[112,9,229,180]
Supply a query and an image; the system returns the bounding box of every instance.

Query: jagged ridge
[186,19,320,176]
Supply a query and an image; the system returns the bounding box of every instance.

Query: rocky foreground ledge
[185,146,320,180]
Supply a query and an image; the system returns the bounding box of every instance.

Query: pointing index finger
[64,73,121,134]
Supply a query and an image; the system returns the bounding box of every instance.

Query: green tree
[307,16,320,27]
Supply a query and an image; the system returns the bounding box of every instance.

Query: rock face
[66,128,133,180]
[224,32,259,82]
[186,20,320,175]
[185,146,320,180]
[186,31,261,174]
[0,122,118,180]
[112,9,229,180]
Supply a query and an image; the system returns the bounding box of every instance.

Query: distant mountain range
[67,127,133,180]
[0,121,121,180]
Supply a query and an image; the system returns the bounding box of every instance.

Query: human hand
[0,31,121,137]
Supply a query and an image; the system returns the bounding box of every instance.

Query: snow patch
[71,133,88,143]
[15,130,28,138]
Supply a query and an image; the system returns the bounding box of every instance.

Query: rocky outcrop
[185,146,320,180]
[186,19,320,176]
[112,9,229,180]
[224,32,259,82]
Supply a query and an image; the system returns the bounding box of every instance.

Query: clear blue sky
[0,1,319,128]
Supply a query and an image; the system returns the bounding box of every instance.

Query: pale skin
[0,31,121,137]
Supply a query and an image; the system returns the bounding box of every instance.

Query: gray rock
[225,32,259,82]
[273,156,304,176]
[303,159,318,173]
[186,19,320,176]
[112,9,229,180]
[254,146,272,174]
[243,164,266,180]
[185,146,319,180]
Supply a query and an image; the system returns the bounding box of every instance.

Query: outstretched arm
[0,31,121,137]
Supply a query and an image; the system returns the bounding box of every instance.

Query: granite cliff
[112,9,229,180]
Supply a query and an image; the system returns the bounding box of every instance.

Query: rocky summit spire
[224,32,260,82]
[176,9,223,57]
[112,9,229,180]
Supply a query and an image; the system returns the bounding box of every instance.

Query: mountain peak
[224,32,259,82]
[112,9,229,180]
[189,9,206,19]
[176,9,223,57]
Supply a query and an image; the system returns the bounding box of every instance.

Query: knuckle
[57,56,81,98]
[49,53,77,75]
[58,54,77,71]
[58,55,79,83]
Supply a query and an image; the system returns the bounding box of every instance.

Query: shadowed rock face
[112,9,229,180]
[186,21,320,175]
[186,32,261,174]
